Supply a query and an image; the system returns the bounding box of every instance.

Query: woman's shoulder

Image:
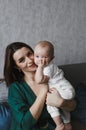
[8,80,25,90]
[9,81,20,86]
[8,80,28,97]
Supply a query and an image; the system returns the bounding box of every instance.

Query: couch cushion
[71,82,86,125]
[0,102,11,130]
[0,80,11,130]
[0,80,8,102]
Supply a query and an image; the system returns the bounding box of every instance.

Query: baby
[34,41,75,130]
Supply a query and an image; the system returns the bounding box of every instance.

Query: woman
[4,42,76,130]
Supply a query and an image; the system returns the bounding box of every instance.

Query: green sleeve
[8,82,36,130]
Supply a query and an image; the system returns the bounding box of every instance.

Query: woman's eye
[19,58,25,63]
[27,52,32,57]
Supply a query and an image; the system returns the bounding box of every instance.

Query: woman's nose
[27,54,34,60]
[26,56,33,63]
[26,57,33,66]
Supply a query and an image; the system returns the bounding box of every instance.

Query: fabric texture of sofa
[0,63,86,130]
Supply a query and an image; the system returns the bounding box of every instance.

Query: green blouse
[8,80,55,130]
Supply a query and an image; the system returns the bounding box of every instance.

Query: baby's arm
[35,58,50,84]
[35,65,50,84]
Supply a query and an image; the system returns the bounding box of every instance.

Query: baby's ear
[51,56,55,61]
[52,56,55,59]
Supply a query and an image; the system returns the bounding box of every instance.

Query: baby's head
[34,41,54,66]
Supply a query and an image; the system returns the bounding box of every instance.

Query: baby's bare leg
[53,116,64,130]
[64,123,72,130]
[55,123,64,130]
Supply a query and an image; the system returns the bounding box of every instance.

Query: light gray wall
[0,0,86,77]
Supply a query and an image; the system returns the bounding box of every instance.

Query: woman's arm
[46,88,76,111]
[8,82,48,129]
[30,83,48,120]
[60,99,76,111]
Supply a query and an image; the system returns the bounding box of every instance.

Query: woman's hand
[46,88,76,111]
[46,88,64,108]
[38,83,49,98]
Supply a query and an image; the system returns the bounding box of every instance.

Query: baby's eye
[45,57,48,58]
[36,55,39,58]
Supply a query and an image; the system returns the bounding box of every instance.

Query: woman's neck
[24,71,35,83]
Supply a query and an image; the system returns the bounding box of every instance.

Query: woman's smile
[27,62,37,68]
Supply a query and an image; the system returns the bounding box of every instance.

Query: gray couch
[59,63,86,130]
[0,63,86,130]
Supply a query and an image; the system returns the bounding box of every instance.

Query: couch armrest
[0,102,12,130]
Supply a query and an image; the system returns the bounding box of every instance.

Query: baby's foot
[55,123,64,130]
[64,123,72,130]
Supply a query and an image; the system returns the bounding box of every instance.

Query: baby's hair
[36,41,54,57]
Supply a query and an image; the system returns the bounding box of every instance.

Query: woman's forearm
[30,86,47,120]
[61,99,76,111]
[46,88,76,111]
[30,96,45,120]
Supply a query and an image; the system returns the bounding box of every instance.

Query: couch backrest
[59,63,86,87]
[0,62,86,88]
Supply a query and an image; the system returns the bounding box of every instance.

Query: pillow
[0,80,8,102]
[0,102,12,130]
[71,82,86,125]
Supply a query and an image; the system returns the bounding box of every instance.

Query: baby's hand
[38,58,46,67]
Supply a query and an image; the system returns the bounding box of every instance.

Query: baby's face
[34,46,52,66]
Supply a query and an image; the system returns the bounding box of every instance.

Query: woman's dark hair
[4,42,34,86]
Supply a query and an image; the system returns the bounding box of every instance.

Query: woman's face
[13,47,37,73]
